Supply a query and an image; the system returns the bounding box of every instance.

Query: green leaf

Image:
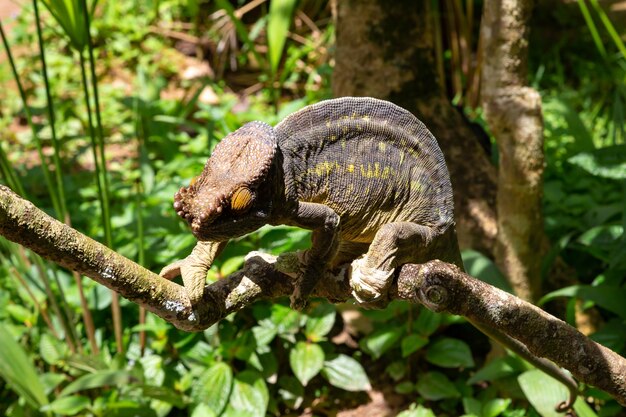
[462,397,482,416]
[543,98,596,154]
[191,403,217,417]
[395,381,415,394]
[518,369,573,417]
[270,303,300,335]
[426,338,475,368]
[140,385,185,408]
[267,0,298,74]
[401,334,428,358]
[251,324,278,347]
[40,0,90,51]
[397,404,437,417]
[415,372,460,401]
[60,370,132,396]
[467,357,519,385]
[191,362,233,415]
[539,285,626,319]
[224,370,269,417]
[568,145,626,180]
[40,333,67,365]
[290,342,324,386]
[359,326,403,359]
[322,354,371,392]
[42,395,90,415]
[482,398,511,417]
[278,376,304,409]
[304,302,336,341]
[414,307,442,336]
[386,361,407,381]
[462,250,513,293]
[0,325,48,408]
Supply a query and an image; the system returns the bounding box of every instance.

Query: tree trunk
[332,0,497,255]
[480,0,544,301]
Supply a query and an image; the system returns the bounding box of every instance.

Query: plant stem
[80,0,124,353]
[79,52,123,352]
[0,20,62,218]
[33,0,67,221]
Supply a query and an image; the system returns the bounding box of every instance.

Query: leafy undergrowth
[0,1,625,416]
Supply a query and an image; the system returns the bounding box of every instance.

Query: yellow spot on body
[399,151,405,165]
[347,164,355,173]
[410,180,423,192]
[378,142,386,152]
[374,162,380,177]
[330,135,337,141]
[381,166,392,179]
[312,161,339,177]
[362,115,371,121]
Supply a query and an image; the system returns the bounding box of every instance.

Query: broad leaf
[322,354,371,391]
[278,376,304,410]
[289,342,324,386]
[414,308,442,336]
[60,370,132,396]
[568,144,626,180]
[223,370,268,417]
[518,369,574,417]
[191,362,233,415]
[401,334,428,358]
[415,372,460,400]
[397,404,436,417]
[360,326,403,359]
[539,285,626,319]
[462,250,513,293]
[426,338,475,368]
[304,302,336,341]
[467,356,519,385]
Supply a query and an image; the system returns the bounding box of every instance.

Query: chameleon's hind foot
[350,257,394,306]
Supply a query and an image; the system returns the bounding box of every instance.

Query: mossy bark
[332,0,497,255]
[2,185,626,404]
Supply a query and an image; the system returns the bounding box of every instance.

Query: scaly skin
[161,97,577,409]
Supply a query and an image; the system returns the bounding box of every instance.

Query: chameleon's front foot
[159,257,207,310]
[350,257,394,308]
[159,241,225,314]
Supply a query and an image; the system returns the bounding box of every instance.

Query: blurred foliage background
[0,0,624,416]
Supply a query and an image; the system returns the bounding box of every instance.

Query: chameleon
[161,97,577,409]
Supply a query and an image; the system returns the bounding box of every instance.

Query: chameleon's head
[173,121,277,241]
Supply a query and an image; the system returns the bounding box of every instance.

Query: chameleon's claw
[159,261,184,280]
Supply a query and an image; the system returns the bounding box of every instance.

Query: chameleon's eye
[231,187,254,213]
[189,176,199,187]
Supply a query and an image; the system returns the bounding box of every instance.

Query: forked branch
[1,184,625,405]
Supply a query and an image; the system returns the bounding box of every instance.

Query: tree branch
[1,184,626,405]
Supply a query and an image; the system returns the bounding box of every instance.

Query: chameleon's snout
[174,185,224,234]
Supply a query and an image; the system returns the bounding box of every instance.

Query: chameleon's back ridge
[275,96,454,237]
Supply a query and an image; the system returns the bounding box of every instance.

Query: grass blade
[576,0,607,59]
[0,324,49,409]
[267,0,297,75]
